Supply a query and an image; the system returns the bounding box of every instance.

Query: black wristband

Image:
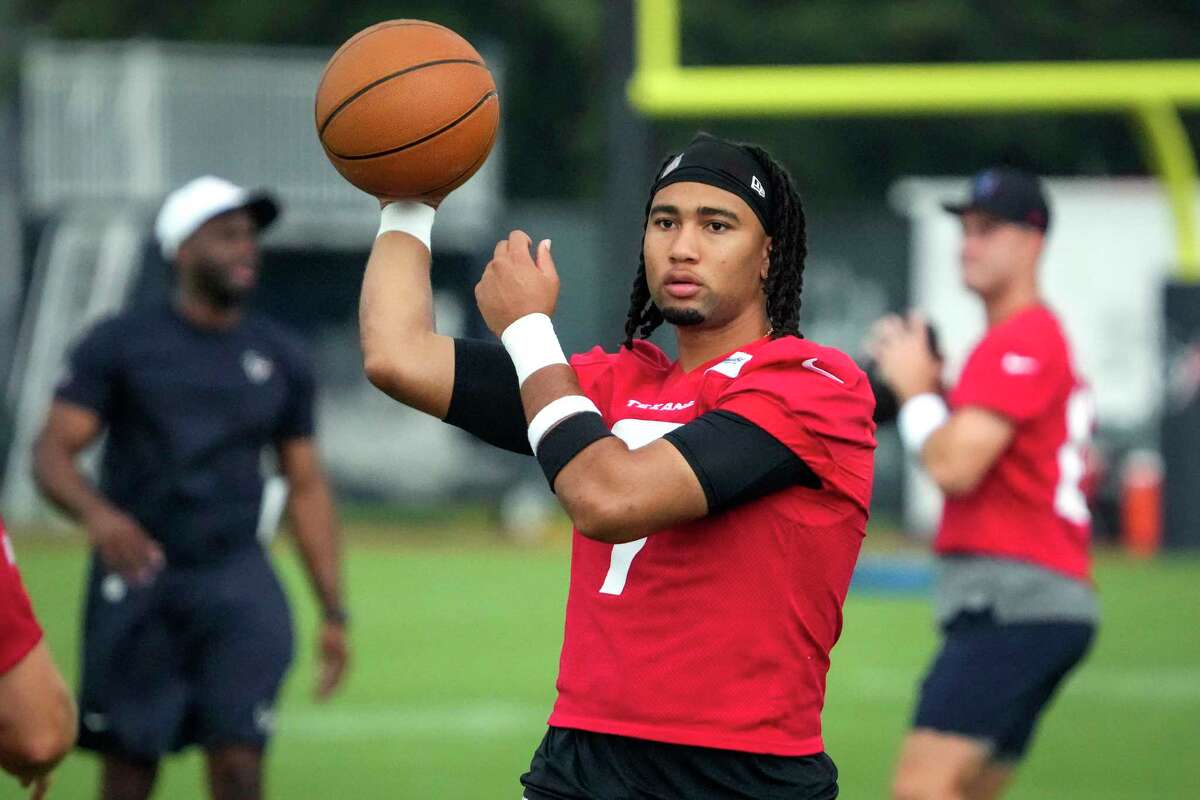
[535,412,613,490]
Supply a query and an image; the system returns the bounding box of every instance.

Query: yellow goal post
[627,0,1200,279]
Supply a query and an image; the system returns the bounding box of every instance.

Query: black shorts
[913,609,1095,762]
[77,547,294,760]
[520,727,839,800]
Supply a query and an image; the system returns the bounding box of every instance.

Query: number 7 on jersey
[596,419,682,595]
[599,538,647,595]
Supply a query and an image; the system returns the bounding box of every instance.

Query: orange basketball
[315,20,499,201]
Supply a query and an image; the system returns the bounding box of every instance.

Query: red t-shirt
[937,305,1094,580]
[548,335,876,756]
[0,515,44,674]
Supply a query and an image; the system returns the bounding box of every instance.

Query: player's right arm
[360,204,531,453]
[918,407,1014,495]
[359,216,457,418]
[33,319,168,584]
[32,401,108,523]
[33,401,164,583]
[872,311,1053,496]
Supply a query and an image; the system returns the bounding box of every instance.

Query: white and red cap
[154,175,279,260]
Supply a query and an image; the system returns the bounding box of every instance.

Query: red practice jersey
[938,304,1094,580]
[0,515,44,674]
[549,335,876,755]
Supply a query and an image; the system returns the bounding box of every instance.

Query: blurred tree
[10,0,1200,202]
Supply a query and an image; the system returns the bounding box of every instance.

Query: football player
[359,133,877,799]
[872,168,1097,800]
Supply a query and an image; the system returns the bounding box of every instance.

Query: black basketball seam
[318,58,488,136]
[326,90,497,161]
[418,125,498,196]
[318,20,455,88]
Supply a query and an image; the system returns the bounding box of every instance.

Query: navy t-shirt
[56,305,316,565]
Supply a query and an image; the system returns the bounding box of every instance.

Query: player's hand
[868,311,943,403]
[476,230,559,336]
[84,506,164,585]
[314,620,348,701]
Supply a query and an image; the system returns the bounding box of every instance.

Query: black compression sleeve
[663,410,820,513]
[443,338,531,455]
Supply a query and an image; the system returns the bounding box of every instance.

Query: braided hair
[622,142,807,348]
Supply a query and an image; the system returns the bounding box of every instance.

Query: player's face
[178,209,261,308]
[643,182,771,330]
[958,210,1042,298]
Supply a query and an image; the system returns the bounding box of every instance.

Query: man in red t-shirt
[0,514,77,798]
[872,168,1097,800]
[357,134,876,797]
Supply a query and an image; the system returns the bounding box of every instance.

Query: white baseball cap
[154,175,279,260]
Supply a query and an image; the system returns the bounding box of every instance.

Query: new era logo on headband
[750,175,766,198]
[661,154,683,178]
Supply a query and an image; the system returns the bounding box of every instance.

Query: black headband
[648,134,775,234]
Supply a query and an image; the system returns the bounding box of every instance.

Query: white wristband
[898,392,950,456]
[527,395,602,453]
[500,313,568,387]
[377,201,435,251]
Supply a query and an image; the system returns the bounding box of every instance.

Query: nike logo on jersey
[706,351,753,378]
[626,399,695,412]
[1001,352,1040,375]
[801,357,845,384]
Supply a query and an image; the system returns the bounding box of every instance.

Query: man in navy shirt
[32,176,348,800]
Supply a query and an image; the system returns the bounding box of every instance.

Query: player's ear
[759,237,772,282]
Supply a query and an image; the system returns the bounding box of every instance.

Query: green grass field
[6,516,1200,799]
